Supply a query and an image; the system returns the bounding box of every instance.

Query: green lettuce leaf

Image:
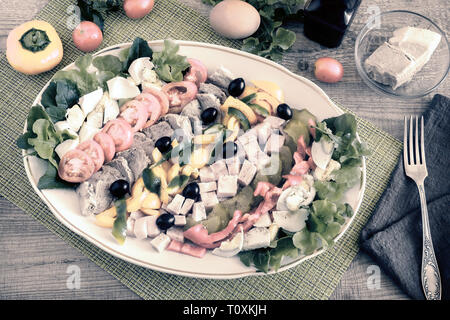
[152,39,190,82]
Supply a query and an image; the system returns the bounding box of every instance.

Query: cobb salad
[18,38,369,272]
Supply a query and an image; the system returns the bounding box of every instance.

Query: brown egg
[209,0,260,40]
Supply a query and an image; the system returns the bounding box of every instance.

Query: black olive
[221,141,238,159]
[182,182,200,201]
[200,107,218,125]
[156,213,175,231]
[155,136,172,153]
[109,179,130,198]
[228,78,245,97]
[276,103,293,120]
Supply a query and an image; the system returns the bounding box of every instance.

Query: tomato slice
[102,119,134,152]
[135,93,163,128]
[76,139,105,172]
[58,149,95,183]
[183,58,208,86]
[119,100,149,132]
[142,87,170,116]
[162,81,198,113]
[93,132,116,163]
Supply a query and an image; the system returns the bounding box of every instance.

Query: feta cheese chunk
[174,214,187,226]
[225,157,241,176]
[126,218,135,236]
[264,116,285,129]
[209,159,228,179]
[365,27,442,89]
[198,181,217,193]
[179,198,195,216]
[199,166,216,183]
[166,194,185,215]
[264,133,285,154]
[238,160,257,186]
[217,175,238,198]
[166,227,184,243]
[200,192,219,209]
[256,122,272,146]
[192,202,207,222]
[151,233,171,253]
[146,215,161,238]
[134,216,148,240]
[389,27,441,69]
[242,227,271,251]
[78,88,103,116]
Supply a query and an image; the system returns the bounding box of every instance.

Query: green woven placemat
[0,0,402,300]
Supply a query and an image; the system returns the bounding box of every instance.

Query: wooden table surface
[0,0,448,300]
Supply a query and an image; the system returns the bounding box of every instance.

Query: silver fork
[403,116,441,300]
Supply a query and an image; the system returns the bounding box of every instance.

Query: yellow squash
[6,20,63,75]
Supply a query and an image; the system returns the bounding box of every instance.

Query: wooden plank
[0,0,447,299]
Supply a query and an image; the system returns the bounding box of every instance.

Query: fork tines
[404,116,426,167]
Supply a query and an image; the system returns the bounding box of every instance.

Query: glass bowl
[355,10,449,99]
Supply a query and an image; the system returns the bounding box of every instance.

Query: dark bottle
[303,0,362,48]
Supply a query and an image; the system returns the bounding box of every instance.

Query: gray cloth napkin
[360,94,450,300]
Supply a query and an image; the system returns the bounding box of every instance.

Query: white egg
[209,0,260,40]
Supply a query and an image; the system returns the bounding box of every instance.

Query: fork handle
[417,183,442,300]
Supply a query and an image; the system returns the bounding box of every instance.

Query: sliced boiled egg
[212,228,244,258]
[272,209,309,233]
[311,138,334,170]
[128,57,155,85]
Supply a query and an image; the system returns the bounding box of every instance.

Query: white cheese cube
[238,160,257,186]
[199,166,216,183]
[263,116,285,129]
[146,215,161,238]
[256,122,272,146]
[133,217,148,240]
[174,215,187,226]
[126,218,135,236]
[226,157,241,176]
[129,211,145,220]
[242,227,271,251]
[217,175,238,198]
[237,130,258,146]
[150,233,171,253]
[166,227,184,243]
[242,136,261,160]
[198,182,217,193]
[166,194,185,215]
[248,150,271,170]
[179,198,195,216]
[264,134,285,154]
[209,159,228,179]
[192,202,207,221]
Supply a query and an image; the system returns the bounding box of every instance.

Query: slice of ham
[282,174,303,189]
[166,240,206,258]
[184,210,243,247]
